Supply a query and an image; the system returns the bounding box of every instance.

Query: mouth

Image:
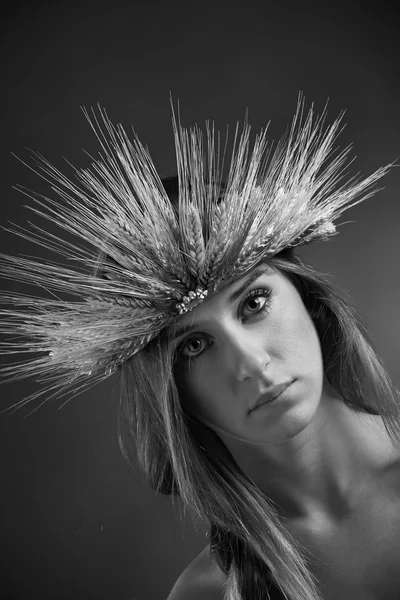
[250,380,294,412]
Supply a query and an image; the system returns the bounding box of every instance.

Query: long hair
[117,178,400,600]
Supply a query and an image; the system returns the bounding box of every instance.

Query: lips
[250,380,293,412]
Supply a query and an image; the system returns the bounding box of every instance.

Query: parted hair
[117,177,400,600]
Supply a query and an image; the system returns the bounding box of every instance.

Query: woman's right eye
[177,335,210,359]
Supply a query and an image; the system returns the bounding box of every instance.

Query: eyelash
[176,287,273,361]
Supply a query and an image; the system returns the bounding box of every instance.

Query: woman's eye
[178,336,209,359]
[176,288,272,361]
[242,288,273,318]
[246,296,265,312]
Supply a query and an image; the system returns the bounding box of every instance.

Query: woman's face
[172,264,326,444]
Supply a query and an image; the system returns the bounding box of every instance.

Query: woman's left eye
[176,335,211,360]
[241,288,273,319]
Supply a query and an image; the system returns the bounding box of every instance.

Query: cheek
[175,360,208,408]
[279,299,323,370]
[177,359,228,422]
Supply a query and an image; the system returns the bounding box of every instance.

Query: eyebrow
[227,265,269,303]
[171,265,269,340]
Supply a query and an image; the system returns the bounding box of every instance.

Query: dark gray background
[1,1,399,599]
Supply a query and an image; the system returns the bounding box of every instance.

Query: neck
[214,386,387,522]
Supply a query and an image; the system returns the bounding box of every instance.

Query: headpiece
[0,96,391,405]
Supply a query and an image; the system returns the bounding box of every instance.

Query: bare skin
[168,266,400,599]
[168,408,400,600]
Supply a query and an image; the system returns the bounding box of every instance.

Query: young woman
[1,100,399,600]
[158,233,400,600]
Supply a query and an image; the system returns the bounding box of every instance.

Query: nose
[220,327,271,384]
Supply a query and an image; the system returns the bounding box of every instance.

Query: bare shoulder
[166,544,226,600]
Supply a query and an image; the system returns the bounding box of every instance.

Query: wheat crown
[0,96,391,406]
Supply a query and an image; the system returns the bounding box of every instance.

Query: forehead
[173,264,278,331]
[220,263,275,295]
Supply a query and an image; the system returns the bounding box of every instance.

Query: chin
[282,381,324,435]
[252,379,323,443]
